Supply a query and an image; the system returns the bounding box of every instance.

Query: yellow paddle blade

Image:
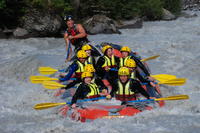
[42,81,66,89]
[159,78,186,86]
[29,75,58,84]
[141,55,160,62]
[167,95,188,98]
[39,67,58,75]
[151,74,177,82]
[34,102,66,110]
[155,95,189,101]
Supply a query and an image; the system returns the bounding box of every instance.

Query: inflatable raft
[65,98,165,122]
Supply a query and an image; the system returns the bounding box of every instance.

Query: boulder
[83,15,121,35]
[1,29,14,38]
[162,8,176,21]
[22,9,62,37]
[116,18,143,29]
[182,0,200,11]
[13,28,29,39]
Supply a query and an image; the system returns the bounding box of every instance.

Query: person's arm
[92,57,96,68]
[114,56,120,69]
[72,24,87,39]
[131,56,150,76]
[59,63,78,82]
[131,79,150,99]
[96,57,106,77]
[64,33,70,50]
[135,70,150,83]
[94,77,107,91]
[71,84,90,105]
[109,81,118,97]
[63,79,81,90]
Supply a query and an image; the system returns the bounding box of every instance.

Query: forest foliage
[0,0,182,28]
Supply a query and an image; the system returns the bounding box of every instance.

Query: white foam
[0,11,200,133]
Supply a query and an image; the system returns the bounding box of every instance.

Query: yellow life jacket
[76,60,87,73]
[87,83,100,97]
[130,71,136,79]
[116,80,134,95]
[102,55,116,68]
[91,78,95,83]
[87,56,93,64]
[119,56,131,67]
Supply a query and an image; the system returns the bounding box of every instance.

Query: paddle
[30,75,77,84]
[42,81,66,89]
[158,78,186,86]
[38,67,65,75]
[38,55,159,75]
[141,55,160,62]
[34,95,189,110]
[34,97,106,110]
[128,94,189,103]
[41,77,186,90]
[30,76,58,84]
[109,70,179,83]
[151,74,177,82]
[102,94,189,119]
[65,41,72,62]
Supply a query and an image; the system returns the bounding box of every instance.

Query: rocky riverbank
[0,0,199,39]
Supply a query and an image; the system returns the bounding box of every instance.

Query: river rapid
[0,11,200,133]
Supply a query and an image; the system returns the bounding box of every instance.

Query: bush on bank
[0,0,181,29]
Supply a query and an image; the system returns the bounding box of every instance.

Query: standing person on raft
[64,15,89,61]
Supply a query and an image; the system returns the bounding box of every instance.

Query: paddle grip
[66,97,106,105]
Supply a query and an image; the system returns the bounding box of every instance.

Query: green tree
[79,0,163,20]
[24,0,73,15]
[162,0,181,15]
[137,0,163,20]
[0,0,6,9]
[0,0,26,29]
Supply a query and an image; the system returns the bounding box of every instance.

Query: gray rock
[22,9,62,37]
[13,28,29,38]
[162,8,176,21]
[182,0,200,11]
[116,18,143,29]
[83,15,121,34]
[1,29,14,38]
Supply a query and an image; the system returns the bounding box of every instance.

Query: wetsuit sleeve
[59,62,78,81]
[135,70,150,83]
[94,77,107,91]
[131,56,150,76]
[131,79,150,99]
[92,57,96,68]
[63,78,82,90]
[114,56,120,69]
[110,80,118,97]
[96,57,106,78]
[71,84,91,105]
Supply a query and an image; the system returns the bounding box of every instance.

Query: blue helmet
[64,15,73,21]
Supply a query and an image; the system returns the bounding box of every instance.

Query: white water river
[0,11,200,133]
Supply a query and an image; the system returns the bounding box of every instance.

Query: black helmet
[64,15,73,21]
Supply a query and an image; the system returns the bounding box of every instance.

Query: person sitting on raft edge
[106,67,154,105]
[55,50,89,96]
[96,45,120,91]
[70,72,101,108]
